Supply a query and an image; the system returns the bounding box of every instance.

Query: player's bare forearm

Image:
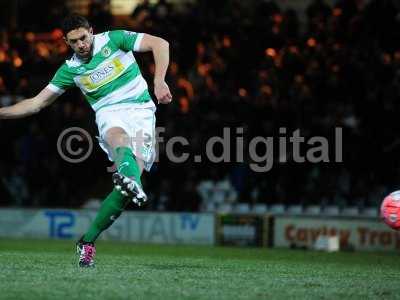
[0,98,41,119]
[153,40,172,104]
[152,38,169,85]
[0,87,59,119]
[138,34,172,104]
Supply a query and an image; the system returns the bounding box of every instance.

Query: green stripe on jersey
[95,90,151,111]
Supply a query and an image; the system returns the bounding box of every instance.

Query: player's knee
[105,127,130,149]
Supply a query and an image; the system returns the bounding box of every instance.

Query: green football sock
[83,189,129,243]
[114,146,142,186]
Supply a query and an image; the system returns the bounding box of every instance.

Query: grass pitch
[1,239,400,300]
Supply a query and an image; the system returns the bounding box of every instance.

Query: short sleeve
[48,64,75,94]
[108,30,144,52]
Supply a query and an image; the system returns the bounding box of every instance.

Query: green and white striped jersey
[46,30,154,112]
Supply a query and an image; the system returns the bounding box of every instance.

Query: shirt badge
[101,46,111,57]
[77,67,86,74]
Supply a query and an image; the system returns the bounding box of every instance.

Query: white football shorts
[95,102,156,172]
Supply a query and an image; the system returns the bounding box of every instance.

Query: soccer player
[0,15,172,267]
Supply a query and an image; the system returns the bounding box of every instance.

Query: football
[381,191,400,230]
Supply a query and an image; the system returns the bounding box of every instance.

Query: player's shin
[114,146,142,186]
[82,188,129,243]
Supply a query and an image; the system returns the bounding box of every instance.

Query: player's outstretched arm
[137,34,172,104]
[0,87,59,119]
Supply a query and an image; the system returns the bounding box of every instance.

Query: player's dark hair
[61,14,91,35]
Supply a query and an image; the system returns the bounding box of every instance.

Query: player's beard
[77,37,94,60]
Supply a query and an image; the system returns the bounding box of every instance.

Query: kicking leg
[105,127,147,205]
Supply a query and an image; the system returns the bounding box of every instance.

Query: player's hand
[154,81,172,104]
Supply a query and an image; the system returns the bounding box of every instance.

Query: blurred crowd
[1,0,400,212]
